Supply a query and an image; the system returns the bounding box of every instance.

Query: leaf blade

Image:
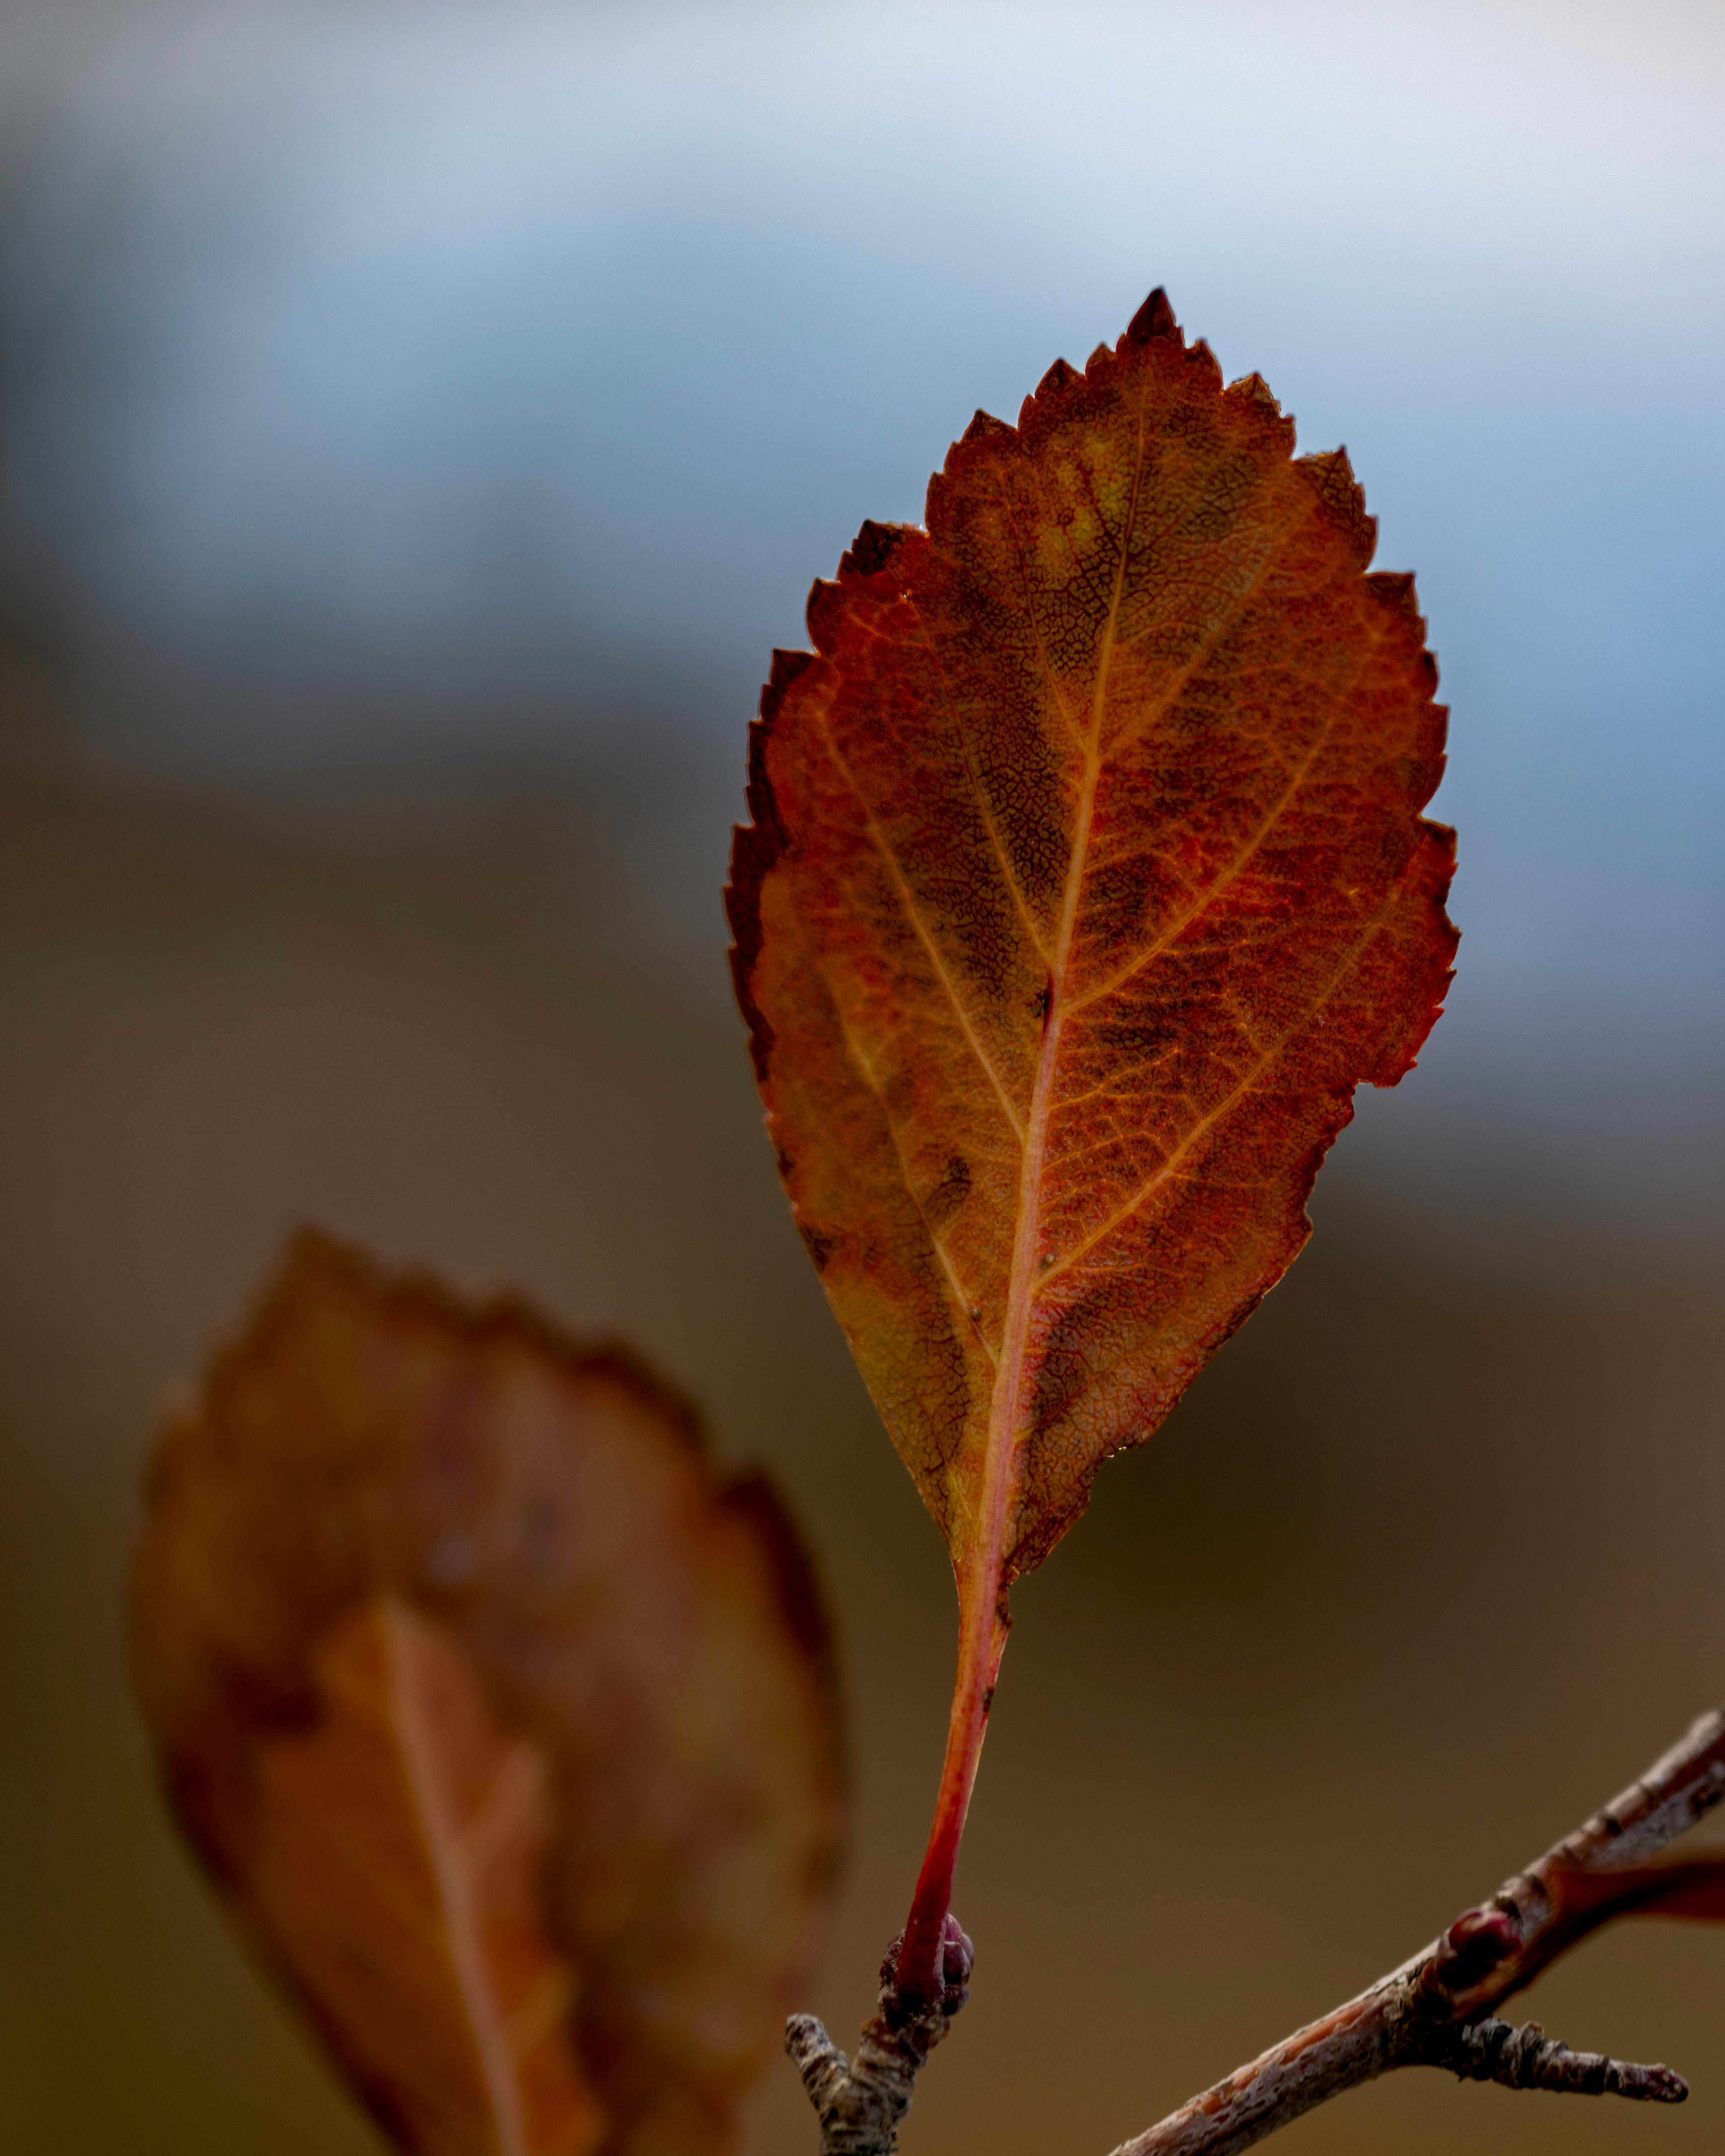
[132,1233,845,2156]
[251,1596,600,2156]
[728,292,1456,1599]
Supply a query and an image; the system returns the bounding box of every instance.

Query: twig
[786,1710,1725,2155]
[786,1915,973,2155]
[1108,1708,1725,2156]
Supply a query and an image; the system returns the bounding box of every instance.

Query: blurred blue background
[1,9,1722,2156]
[2,0,1721,1228]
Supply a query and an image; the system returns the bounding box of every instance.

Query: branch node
[787,1915,974,2155]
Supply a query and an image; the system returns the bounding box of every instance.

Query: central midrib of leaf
[893,405,1155,1984]
[971,381,1151,1583]
[389,1600,534,2156]
[965,445,1351,1454]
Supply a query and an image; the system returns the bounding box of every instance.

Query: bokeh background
[1,2,1722,2151]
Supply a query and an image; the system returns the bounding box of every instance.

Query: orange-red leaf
[728,289,1455,1608]
[251,1595,601,2156]
[727,291,1455,1984]
[131,1233,844,2156]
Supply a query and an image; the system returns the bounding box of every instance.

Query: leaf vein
[1037,883,1410,1292]
[812,709,1029,1147]
[911,614,1052,966]
[828,983,999,1368]
[1070,706,1341,1014]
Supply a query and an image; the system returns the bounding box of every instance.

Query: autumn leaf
[726,288,1456,1990]
[132,1232,845,2156]
[251,1595,600,2156]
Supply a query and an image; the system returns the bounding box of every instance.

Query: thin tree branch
[786,1915,974,2156]
[1109,1707,1725,2156]
[785,1709,1725,2155]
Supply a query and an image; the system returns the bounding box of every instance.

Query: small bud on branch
[786,1914,974,2155]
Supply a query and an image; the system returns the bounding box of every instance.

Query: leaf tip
[961,407,1011,444]
[840,518,919,580]
[1124,287,1181,345]
[764,646,816,709]
[1225,370,1282,417]
[1295,445,1375,559]
[806,576,845,651]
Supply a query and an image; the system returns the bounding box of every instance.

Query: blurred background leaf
[132,1234,843,2156]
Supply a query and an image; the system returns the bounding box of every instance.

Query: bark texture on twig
[786,1915,973,2156]
[1438,2017,1686,2101]
[1108,1708,1725,2156]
